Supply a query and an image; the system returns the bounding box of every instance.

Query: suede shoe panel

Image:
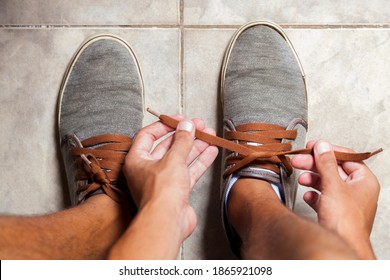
[224,25,307,127]
[59,38,143,141]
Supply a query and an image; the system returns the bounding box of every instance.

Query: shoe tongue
[235,165,281,185]
[233,166,284,204]
[233,139,282,185]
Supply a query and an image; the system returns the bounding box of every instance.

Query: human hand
[123,116,219,237]
[291,140,380,259]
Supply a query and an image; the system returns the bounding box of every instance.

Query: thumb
[314,141,341,187]
[167,120,195,162]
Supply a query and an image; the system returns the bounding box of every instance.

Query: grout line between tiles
[1,23,390,30]
[282,23,390,29]
[184,23,390,29]
[179,0,185,260]
[179,0,185,117]
[0,24,179,29]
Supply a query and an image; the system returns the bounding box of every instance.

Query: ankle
[227,178,283,238]
[83,194,133,233]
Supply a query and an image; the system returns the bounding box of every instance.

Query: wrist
[142,196,193,241]
[343,233,376,260]
[352,238,376,260]
[109,196,194,259]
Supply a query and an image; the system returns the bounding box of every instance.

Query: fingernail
[316,141,332,155]
[177,120,194,132]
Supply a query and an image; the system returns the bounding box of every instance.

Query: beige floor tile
[184,0,390,25]
[0,0,179,25]
[1,0,390,261]
[287,28,390,259]
[182,28,235,259]
[0,28,180,215]
[183,28,390,259]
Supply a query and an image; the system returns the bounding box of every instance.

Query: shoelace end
[80,154,92,166]
[371,148,383,157]
[147,107,161,118]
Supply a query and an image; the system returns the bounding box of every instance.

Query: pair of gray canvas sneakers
[58,21,307,256]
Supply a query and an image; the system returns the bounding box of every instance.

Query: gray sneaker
[220,21,308,256]
[58,35,144,205]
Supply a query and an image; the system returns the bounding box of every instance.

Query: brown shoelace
[71,134,132,202]
[70,111,382,203]
[147,108,383,178]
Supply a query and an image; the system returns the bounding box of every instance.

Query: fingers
[292,140,317,172]
[291,154,315,172]
[187,127,216,165]
[341,160,369,181]
[298,172,321,190]
[313,141,342,187]
[151,118,205,160]
[189,145,219,188]
[305,140,316,149]
[303,191,320,212]
[311,140,361,180]
[305,140,355,153]
[166,120,196,163]
[297,168,348,191]
[131,114,217,178]
[292,140,358,178]
[150,117,219,188]
[130,115,185,158]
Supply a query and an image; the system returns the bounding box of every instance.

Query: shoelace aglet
[371,148,383,157]
[80,154,92,165]
[148,107,205,138]
[147,107,160,118]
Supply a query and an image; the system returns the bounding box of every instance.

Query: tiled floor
[1,1,389,259]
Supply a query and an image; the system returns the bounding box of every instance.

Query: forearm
[343,235,376,260]
[107,199,186,259]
